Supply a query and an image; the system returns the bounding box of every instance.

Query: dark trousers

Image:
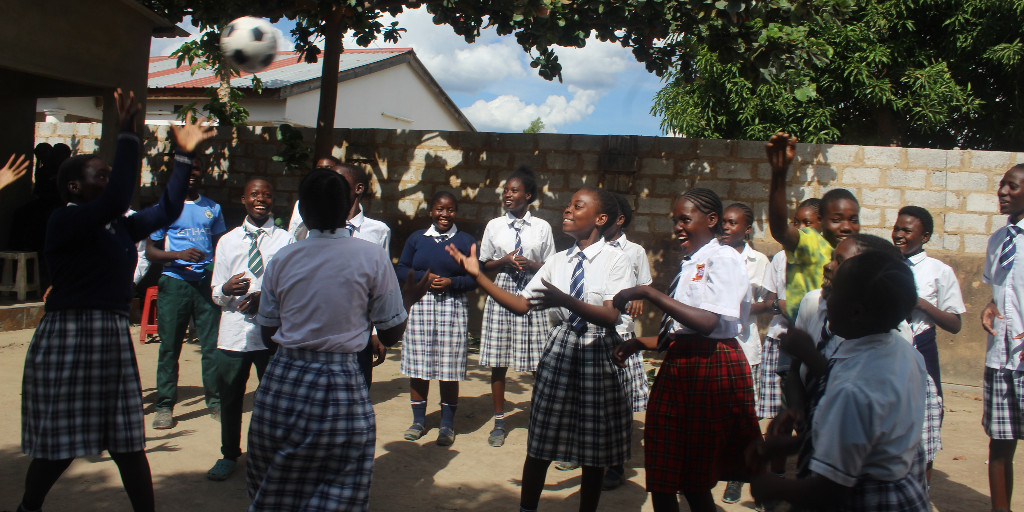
[913,327,943,399]
[155,275,221,410]
[217,347,274,460]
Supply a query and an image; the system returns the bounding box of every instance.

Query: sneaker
[554,461,580,471]
[602,466,625,490]
[722,480,743,504]
[487,425,506,447]
[436,426,456,446]
[206,458,237,481]
[152,409,174,430]
[404,423,426,441]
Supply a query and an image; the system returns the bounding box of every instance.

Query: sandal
[488,426,507,447]
[404,423,426,441]
[207,458,237,481]
[436,426,456,446]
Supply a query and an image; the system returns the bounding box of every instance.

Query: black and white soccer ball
[220,17,278,73]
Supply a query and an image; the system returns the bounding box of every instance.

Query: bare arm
[146,238,204,265]
[616,285,719,336]
[916,298,962,334]
[767,132,800,251]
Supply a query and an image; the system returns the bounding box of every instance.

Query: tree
[141,0,848,158]
[523,117,545,133]
[652,0,1024,151]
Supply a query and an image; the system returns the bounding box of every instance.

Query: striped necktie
[656,273,682,351]
[347,221,356,236]
[247,229,265,275]
[512,219,524,253]
[999,225,1023,270]
[434,234,448,244]
[566,252,587,332]
[817,320,833,354]
[511,219,526,288]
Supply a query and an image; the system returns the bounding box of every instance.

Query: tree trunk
[314,13,344,159]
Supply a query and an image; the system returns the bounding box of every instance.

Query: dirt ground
[0,326,1016,511]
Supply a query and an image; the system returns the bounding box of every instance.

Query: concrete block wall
[35,122,1024,386]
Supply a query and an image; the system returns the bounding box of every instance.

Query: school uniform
[807,331,930,511]
[288,202,391,250]
[397,225,478,381]
[22,136,192,459]
[645,239,760,493]
[521,238,633,467]
[248,229,407,512]
[210,218,293,461]
[756,250,787,419]
[736,243,770,408]
[151,194,227,411]
[982,218,1024,440]
[905,251,964,400]
[478,210,555,372]
[608,233,653,412]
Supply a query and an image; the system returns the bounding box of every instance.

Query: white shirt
[479,210,555,264]
[906,251,966,336]
[126,209,150,285]
[257,229,407,353]
[666,239,752,340]
[983,218,1024,370]
[809,331,927,488]
[607,233,653,336]
[211,218,294,352]
[522,238,631,329]
[763,250,789,339]
[289,202,391,251]
[424,224,458,239]
[736,243,770,365]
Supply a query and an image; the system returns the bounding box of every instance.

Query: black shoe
[722,481,743,504]
[602,466,625,490]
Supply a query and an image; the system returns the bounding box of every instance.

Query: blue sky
[151,9,666,136]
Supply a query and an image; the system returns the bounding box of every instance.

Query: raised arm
[0,154,29,192]
[447,243,532,315]
[767,132,801,251]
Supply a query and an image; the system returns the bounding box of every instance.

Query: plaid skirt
[756,336,783,419]
[922,374,943,462]
[842,446,930,512]
[645,335,760,493]
[620,333,651,413]
[479,271,550,372]
[400,291,468,381]
[527,323,632,467]
[22,310,145,459]
[247,348,375,512]
[983,367,1024,440]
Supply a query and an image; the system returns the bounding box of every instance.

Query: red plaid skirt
[645,335,760,493]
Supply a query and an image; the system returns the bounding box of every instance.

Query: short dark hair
[579,187,619,234]
[821,188,859,214]
[898,205,934,235]
[726,202,754,227]
[679,188,724,234]
[847,233,903,260]
[508,165,539,204]
[429,190,458,210]
[57,154,102,203]
[614,193,633,229]
[831,250,917,331]
[337,163,370,191]
[298,169,351,233]
[798,197,822,216]
[315,155,341,168]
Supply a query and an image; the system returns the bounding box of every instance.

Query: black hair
[245,177,273,189]
[298,169,351,233]
[430,190,458,210]
[725,202,754,228]
[820,188,859,215]
[614,193,633,229]
[337,163,370,191]
[831,250,917,332]
[898,205,934,235]
[679,188,724,234]
[846,233,903,260]
[798,197,822,216]
[578,187,619,234]
[315,155,342,168]
[57,154,102,203]
[508,165,539,204]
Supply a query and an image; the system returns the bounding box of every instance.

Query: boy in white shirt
[207,178,294,481]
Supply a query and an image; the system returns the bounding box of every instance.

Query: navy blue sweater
[396,229,479,292]
[45,134,192,312]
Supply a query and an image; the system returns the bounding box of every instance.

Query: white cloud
[463,85,600,132]
[555,41,638,92]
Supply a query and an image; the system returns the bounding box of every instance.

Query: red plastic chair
[139,286,159,344]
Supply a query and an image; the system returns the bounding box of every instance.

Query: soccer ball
[220,16,278,73]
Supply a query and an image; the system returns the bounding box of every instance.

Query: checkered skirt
[479,271,550,372]
[246,348,375,512]
[843,446,930,512]
[400,291,469,381]
[983,367,1024,440]
[756,336,784,419]
[619,333,651,413]
[527,323,632,467]
[22,310,146,459]
[922,374,943,462]
[645,335,761,493]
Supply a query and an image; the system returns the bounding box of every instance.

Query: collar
[739,242,757,261]
[1009,217,1024,230]
[242,217,276,237]
[567,238,607,262]
[906,250,928,266]
[506,210,533,226]
[685,238,722,264]
[607,233,629,248]
[185,194,204,205]
[831,331,897,360]
[424,224,458,238]
[308,229,351,239]
[348,205,365,230]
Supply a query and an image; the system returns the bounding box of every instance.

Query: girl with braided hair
[613,188,759,512]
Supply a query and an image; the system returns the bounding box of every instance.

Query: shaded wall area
[35,123,1024,386]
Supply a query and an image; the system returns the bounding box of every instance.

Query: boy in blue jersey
[146,157,227,429]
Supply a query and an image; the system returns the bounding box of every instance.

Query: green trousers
[216,347,274,460]
[155,275,221,410]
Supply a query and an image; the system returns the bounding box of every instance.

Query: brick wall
[36,122,1024,386]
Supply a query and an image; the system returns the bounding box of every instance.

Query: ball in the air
[220,16,278,73]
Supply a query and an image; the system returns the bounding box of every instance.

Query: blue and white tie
[999,225,1023,270]
[347,222,356,236]
[656,273,682,351]
[566,252,587,332]
[512,219,525,288]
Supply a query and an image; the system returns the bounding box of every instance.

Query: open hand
[612,285,647,312]
[222,272,251,296]
[982,301,1002,336]
[114,88,141,134]
[528,278,573,310]
[402,269,432,310]
[626,299,644,318]
[0,154,30,192]
[169,110,216,153]
[766,132,797,174]
[445,243,481,277]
